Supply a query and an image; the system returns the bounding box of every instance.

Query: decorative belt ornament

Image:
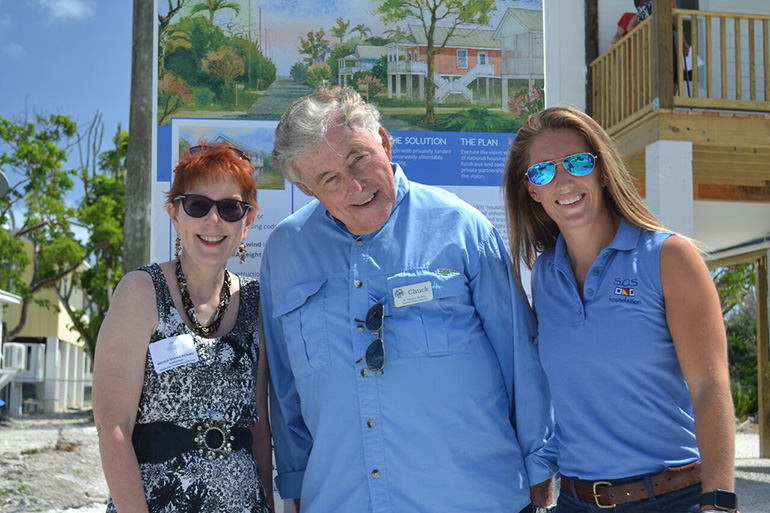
[194,420,235,460]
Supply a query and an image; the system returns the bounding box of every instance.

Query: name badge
[149,334,199,374]
[392,281,434,308]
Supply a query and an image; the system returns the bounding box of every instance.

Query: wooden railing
[590,9,770,132]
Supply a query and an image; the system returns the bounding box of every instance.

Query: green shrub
[436,107,521,132]
[307,62,332,89]
[290,62,308,83]
[731,382,756,421]
[714,263,758,420]
[193,87,215,106]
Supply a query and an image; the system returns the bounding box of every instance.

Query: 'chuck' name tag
[392,281,434,308]
[149,334,199,374]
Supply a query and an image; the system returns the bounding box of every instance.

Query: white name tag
[392,281,434,308]
[149,334,199,374]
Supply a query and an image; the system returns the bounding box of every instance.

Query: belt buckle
[592,481,616,509]
[194,420,234,460]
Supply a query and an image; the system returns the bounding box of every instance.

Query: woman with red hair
[94,144,273,512]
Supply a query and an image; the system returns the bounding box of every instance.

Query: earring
[238,241,247,264]
[175,235,182,258]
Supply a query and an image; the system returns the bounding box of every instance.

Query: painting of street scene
[173,120,285,190]
[157,0,545,133]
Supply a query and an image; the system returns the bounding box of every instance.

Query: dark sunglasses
[355,302,385,374]
[173,194,252,222]
[188,144,251,162]
[526,152,597,186]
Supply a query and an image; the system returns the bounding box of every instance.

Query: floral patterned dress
[105,263,270,513]
[636,0,653,22]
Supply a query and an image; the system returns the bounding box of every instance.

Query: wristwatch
[699,489,737,511]
[533,506,556,513]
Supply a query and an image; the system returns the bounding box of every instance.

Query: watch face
[714,490,737,509]
[702,490,737,510]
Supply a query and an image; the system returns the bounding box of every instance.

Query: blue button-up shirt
[261,165,556,512]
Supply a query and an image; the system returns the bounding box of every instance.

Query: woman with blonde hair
[502,106,736,512]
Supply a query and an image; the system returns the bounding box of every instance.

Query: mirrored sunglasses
[526,152,597,186]
[355,302,385,373]
[173,194,252,222]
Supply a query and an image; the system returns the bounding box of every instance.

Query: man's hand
[529,476,556,508]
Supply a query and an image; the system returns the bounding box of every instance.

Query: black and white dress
[105,263,270,513]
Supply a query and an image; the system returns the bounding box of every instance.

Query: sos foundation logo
[610,277,641,305]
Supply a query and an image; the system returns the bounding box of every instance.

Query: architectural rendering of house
[209,133,264,181]
[338,45,387,88]
[383,8,544,108]
[494,7,544,108]
[386,24,501,103]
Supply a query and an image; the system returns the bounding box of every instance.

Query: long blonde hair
[502,106,671,286]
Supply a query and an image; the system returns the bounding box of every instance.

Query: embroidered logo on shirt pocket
[386,271,469,358]
[273,278,331,377]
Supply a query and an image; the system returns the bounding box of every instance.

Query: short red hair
[166,142,259,213]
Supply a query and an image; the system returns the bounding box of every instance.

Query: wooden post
[749,19,756,101]
[691,15,699,97]
[736,18,743,100]
[706,15,713,98]
[585,0,599,116]
[651,1,674,109]
[758,253,770,457]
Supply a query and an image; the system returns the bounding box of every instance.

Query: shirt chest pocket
[272,278,331,378]
[386,271,470,357]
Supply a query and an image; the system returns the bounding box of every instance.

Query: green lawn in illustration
[256,169,286,190]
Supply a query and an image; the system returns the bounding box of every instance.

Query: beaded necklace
[175,259,231,336]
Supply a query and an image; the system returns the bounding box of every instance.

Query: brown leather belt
[560,461,701,509]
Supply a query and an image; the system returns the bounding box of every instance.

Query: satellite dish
[0,170,8,197]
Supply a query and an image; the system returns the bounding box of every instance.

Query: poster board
[151,2,545,508]
[152,0,545,288]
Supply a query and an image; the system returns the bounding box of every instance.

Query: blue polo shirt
[261,165,556,512]
[533,218,700,480]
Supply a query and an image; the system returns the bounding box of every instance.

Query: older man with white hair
[260,86,557,513]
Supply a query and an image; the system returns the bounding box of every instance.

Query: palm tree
[351,23,372,41]
[190,0,241,25]
[384,25,408,42]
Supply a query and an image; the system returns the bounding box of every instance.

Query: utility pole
[124,0,153,273]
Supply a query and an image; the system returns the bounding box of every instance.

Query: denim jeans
[556,482,701,513]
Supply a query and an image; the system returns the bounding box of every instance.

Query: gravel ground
[0,410,107,512]
[0,410,767,512]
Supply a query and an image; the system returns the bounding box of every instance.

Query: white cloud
[31,0,95,22]
[3,43,25,58]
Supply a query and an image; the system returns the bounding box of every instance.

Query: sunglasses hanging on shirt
[355,302,385,374]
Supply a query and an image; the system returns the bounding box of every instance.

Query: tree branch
[15,220,50,238]
[7,300,29,341]
[30,264,81,295]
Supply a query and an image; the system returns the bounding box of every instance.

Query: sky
[0,0,133,143]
